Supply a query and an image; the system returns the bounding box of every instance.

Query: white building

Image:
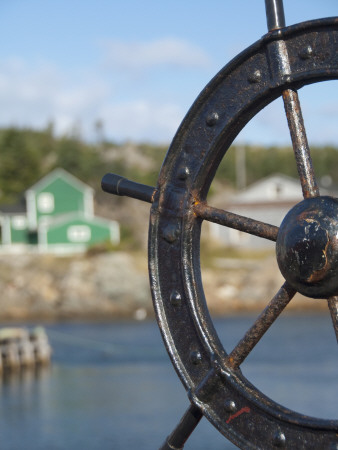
[208,174,331,248]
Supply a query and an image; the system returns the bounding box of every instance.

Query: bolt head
[248,69,262,83]
[206,112,219,127]
[170,290,182,306]
[299,45,313,60]
[178,166,190,180]
[273,431,286,448]
[190,350,202,365]
[162,223,180,243]
[224,399,236,413]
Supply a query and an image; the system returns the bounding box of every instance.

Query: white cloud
[99,100,184,143]
[0,58,110,136]
[0,57,183,142]
[101,37,211,71]
[0,55,336,146]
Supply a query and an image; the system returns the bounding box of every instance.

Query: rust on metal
[265,0,286,31]
[282,89,320,199]
[194,202,279,241]
[225,282,296,370]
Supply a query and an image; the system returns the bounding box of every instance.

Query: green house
[0,168,119,253]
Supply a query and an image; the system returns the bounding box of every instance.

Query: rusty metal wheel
[102,2,338,448]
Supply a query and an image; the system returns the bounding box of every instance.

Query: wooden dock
[0,327,51,372]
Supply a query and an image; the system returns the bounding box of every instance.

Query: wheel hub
[276,196,338,298]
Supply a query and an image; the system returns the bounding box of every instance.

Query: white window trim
[37,192,55,213]
[11,215,28,230]
[67,225,91,243]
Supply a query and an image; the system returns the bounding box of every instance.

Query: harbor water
[0,314,337,449]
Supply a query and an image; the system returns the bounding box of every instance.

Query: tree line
[0,125,337,205]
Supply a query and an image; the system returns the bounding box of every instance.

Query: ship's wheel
[102,1,338,448]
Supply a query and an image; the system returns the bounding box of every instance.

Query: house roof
[27,168,94,195]
[239,173,300,191]
[0,198,27,215]
[225,173,335,208]
[230,173,303,206]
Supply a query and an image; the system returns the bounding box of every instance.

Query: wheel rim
[149,18,338,449]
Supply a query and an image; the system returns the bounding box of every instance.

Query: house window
[67,225,91,243]
[38,192,54,213]
[12,215,27,230]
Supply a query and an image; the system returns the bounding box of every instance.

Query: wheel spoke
[327,296,338,343]
[225,282,296,369]
[159,403,203,450]
[194,202,279,241]
[282,88,320,199]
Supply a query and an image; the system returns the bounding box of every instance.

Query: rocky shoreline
[0,251,325,321]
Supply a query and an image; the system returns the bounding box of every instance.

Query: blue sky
[0,0,337,145]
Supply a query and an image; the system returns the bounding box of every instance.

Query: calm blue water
[0,314,337,449]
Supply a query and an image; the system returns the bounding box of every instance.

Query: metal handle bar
[101,173,156,203]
